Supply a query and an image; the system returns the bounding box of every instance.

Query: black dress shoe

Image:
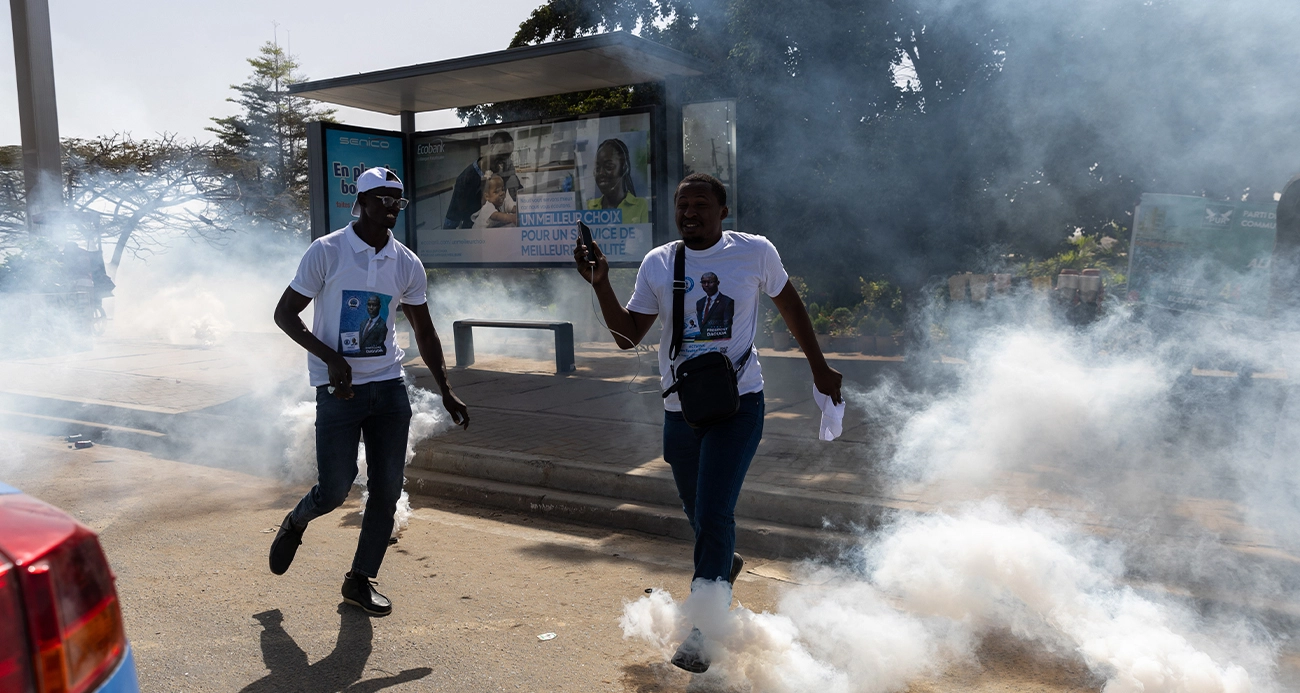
[341,571,392,616]
[729,553,744,584]
[269,512,306,575]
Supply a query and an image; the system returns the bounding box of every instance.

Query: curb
[405,468,858,560]
[410,442,904,532]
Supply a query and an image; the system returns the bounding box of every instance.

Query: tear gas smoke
[2,230,617,524]
[622,291,1297,692]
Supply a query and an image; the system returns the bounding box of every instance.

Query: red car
[0,482,139,693]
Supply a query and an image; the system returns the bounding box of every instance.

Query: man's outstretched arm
[274,287,355,399]
[770,280,843,404]
[573,239,657,349]
[403,302,470,429]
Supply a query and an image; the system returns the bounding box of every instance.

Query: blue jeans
[289,378,411,578]
[663,392,765,583]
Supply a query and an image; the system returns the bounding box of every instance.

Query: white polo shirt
[289,223,427,387]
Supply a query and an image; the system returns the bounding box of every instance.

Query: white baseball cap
[350,167,404,217]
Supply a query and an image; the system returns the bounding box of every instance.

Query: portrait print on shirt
[692,272,734,341]
[339,290,391,357]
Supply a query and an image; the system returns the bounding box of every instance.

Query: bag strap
[669,241,686,362]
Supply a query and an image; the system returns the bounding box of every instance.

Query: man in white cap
[270,167,470,616]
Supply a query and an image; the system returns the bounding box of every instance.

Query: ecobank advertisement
[409,110,655,266]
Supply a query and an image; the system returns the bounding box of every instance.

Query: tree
[63,134,233,275]
[488,0,1300,308]
[208,41,335,236]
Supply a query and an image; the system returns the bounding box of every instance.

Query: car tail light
[21,531,125,693]
[0,557,36,693]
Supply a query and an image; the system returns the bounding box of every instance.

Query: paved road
[4,431,757,692]
[2,431,1145,693]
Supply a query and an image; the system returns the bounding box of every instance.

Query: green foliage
[208,42,335,236]
[829,307,856,335]
[873,317,895,337]
[811,315,832,334]
[1022,225,1129,289]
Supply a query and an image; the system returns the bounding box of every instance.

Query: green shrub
[811,315,832,334]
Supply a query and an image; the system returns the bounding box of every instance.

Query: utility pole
[9,0,63,232]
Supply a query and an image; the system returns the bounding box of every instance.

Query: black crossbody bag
[661,242,752,428]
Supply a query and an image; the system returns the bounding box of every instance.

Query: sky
[0,0,546,144]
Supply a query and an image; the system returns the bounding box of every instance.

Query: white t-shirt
[289,223,428,387]
[471,201,498,229]
[626,231,790,411]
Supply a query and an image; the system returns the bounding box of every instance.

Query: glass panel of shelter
[682,99,738,231]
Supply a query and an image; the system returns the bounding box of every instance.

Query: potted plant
[769,315,791,351]
[827,307,857,352]
[811,315,833,352]
[874,317,898,355]
[857,316,879,354]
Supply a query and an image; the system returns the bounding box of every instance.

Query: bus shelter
[289,32,736,268]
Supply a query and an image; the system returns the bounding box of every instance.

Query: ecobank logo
[417,139,446,156]
[338,136,391,149]
[1204,206,1234,227]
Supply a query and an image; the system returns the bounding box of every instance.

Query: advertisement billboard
[1128,193,1278,317]
[318,124,407,237]
[410,109,655,266]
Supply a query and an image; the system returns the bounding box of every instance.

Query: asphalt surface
[2,431,781,692]
[6,431,1296,692]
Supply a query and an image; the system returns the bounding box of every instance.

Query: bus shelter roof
[287,32,705,115]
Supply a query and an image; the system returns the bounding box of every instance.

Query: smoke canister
[948,273,970,301]
[1080,269,1102,303]
[969,274,991,301]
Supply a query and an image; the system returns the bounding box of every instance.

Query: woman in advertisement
[586,138,649,224]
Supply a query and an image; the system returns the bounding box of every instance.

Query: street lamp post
[9,0,63,232]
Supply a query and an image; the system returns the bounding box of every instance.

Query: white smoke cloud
[622,292,1294,692]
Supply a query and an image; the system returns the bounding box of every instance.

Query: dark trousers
[662,392,765,583]
[289,378,411,578]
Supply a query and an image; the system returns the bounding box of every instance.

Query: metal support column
[10,0,63,231]
[654,76,685,247]
[399,110,416,249]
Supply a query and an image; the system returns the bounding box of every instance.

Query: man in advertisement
[444,131,517,229]
[271,167,470,616]
[573,172,842,673]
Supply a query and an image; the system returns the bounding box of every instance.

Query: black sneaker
[729,553,744,584]
[670,627,709,673]
[341,571,392,616]
[268,512,306,576]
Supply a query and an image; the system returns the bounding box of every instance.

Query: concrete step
[410,442,904,533]
[405,468,856,560]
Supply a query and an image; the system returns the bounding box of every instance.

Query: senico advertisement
[409,111,654,266]
[323,125,407,234]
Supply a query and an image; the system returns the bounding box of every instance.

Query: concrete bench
[452,320,576,373]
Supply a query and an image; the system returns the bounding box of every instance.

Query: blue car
[0,482,140,693]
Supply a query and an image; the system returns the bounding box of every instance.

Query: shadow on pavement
[242,607,431,693]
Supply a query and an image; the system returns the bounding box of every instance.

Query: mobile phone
[578,221,596,264]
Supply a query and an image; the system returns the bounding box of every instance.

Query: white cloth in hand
[812,385,844,442]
